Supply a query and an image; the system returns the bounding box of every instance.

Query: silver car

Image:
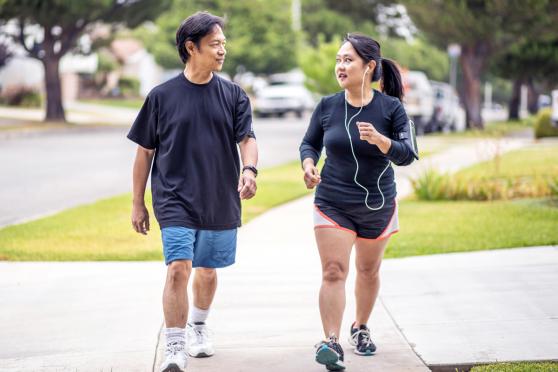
[253,84,315,118]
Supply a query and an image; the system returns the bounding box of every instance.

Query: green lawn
[430,119,532,139]
[391,143,558,257]
[80,98,144,109]
[2,145,558,261]
[470,361,558,372]
[0,161,311,261]
[0,122,73,132]
[457,143,558,179]
[1,189,556,261]
[387,198,558,258]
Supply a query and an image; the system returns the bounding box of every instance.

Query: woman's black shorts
[313,197,399,240]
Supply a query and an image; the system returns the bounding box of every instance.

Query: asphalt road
[0,115,309,228]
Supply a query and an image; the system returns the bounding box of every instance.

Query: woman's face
[335,41,374,90]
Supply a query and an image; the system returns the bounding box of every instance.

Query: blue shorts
[161,227,237,268]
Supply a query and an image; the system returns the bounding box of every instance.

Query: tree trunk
[459,44,487,129]
[39,26,66,123]
[508,78,522,120]
[42,56,66,122]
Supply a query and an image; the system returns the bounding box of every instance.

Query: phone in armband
[409,119,419,160]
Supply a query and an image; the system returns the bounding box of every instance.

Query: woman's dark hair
[176,11,225,64]
[344,33,404,101]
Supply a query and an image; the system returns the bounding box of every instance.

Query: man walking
[127,11,258,372]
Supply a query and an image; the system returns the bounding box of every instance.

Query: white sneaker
[160,340,187,372]
[186,322,215,357]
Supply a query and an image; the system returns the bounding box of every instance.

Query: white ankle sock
[189,306,210,324]
[165,327,186,344]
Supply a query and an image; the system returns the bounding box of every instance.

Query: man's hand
[131,203,150,235]
[238,171,257,200]
[303,160,321,189]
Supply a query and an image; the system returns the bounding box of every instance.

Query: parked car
[253,84,314,118]
[552,90,558,125]
[538,94,551,109]
[430,80,465,132]
[402,70,435,134]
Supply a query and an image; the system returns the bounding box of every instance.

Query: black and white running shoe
[349,323,377,355]
[315,335,346,371]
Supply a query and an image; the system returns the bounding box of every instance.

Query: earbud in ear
[365,66,370,73]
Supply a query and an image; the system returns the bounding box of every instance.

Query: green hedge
[535,109,558,139]
[0,89,41,107]
[118,76,140,98]
[411,170,555,201]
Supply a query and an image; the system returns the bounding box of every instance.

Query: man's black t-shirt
[127,73,255,230]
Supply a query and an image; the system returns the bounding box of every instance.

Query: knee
[167,261,191,286]
[322,262,348,283]
[356,264,380,281]
[196,268,217,283]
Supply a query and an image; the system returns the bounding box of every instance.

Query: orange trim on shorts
[356,201,398,240]
[314,224,357,235]
[356,229,399,241]
[313,205,339,226]
[378,201,398,238]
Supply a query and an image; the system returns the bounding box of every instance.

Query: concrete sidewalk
[0,102,138,126]
[3,135,554,371]
[153,195,430,372]
[380,245,558,369]
[153,194,558,371]
[0,262,165,371]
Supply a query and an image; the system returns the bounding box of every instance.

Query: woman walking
[299,33,418,371]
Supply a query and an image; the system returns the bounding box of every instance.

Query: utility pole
[447,43,461,90]
[292,0,301,31]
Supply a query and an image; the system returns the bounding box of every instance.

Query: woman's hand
[357,121,392,154]
[303,158,321,189]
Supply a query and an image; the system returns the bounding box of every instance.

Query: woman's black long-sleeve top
[299,90,418,206]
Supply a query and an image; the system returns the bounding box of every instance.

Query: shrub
[412,170,555,201]
[0,87,41,107]
[534,108,558,139]
[549,175,558,199]
[410,169,448,200]
[118,76,140,98]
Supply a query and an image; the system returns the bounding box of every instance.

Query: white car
[402,70,435,134]
[253,84,314,118]
[430,80,465,132]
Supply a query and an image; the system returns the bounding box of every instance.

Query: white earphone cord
[343,67,391,211]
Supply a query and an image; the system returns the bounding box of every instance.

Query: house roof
[110,39,143,63]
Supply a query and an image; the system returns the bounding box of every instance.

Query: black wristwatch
[242,165,258,177]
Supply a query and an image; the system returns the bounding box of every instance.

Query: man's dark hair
[176,11,225,64]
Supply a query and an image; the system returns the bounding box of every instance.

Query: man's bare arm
[237,137,258,200]
[131,145,155,234]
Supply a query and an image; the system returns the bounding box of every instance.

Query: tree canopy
[136,0,297,75]
[400,0,558,127]
[0,0,170,121]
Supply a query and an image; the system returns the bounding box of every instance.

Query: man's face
[189,25,226,71]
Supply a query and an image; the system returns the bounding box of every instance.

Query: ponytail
[344,33,404,101]
[381,58,404,101]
